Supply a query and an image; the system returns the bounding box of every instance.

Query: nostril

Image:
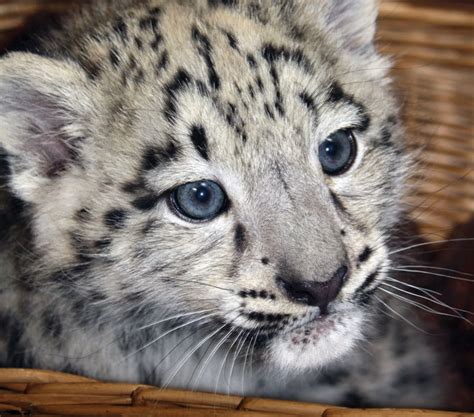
[276,265,348,310]
[326,265,347,302]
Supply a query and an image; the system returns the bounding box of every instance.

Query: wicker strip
[0,369,472,416]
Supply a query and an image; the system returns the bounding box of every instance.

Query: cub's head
[0,0,408,373]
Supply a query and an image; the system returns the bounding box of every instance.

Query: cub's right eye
[170,180,227,222]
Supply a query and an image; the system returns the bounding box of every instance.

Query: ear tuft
[0,53,92,192]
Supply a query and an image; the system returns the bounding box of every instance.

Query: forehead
[92,2,378,190]
[128,6,366,162]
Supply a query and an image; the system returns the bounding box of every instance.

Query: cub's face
[0,0,408,372]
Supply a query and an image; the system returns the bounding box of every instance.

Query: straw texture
[1,369,473,416]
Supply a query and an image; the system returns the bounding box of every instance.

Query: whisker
[378,287,467,322]
[192,326,236,390]
[390,267,474,283]
[395,265,474,277]
[136,309,216,332]
[169,278,234,293]
[162,322,230,390]
[374,295,429,334]
[388,238,474,256]
[241,330,258,396]
[385,277,442,295]
[229,329,251,395]
[119,311,219,363]
[214,328,245,395]
[145,326,205,383]
[381,282,472,322]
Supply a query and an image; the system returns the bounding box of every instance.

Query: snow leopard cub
[0,0,444,408]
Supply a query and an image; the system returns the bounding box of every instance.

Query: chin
[265,306,367,374]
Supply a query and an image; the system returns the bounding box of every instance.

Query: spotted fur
[0,0,444,407]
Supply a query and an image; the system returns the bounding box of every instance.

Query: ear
[288,0,379,56]
[0,53,93,201]
[318,0,379,56]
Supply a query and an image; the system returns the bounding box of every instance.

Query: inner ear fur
[0,52,94,184]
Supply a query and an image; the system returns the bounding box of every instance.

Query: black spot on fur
[0,312,30,368]
[269,66,284,116]
[122,178,146,194]
[192,26,220,90]
[380,126,392,142]
[299,91,316,112]
[246,54,257,68]
[139,16,158,31]
[109,47,120,68]
[113,18,128,42]
[43,309,63,338]
[155,50,169,75]
[134,68,145,84]
[248,84,255,99]
[190,125,209,160]
[75,208,90,222]
[150,32,163,50]
[327,83,371,132]
[393,369,433,389]
[224,31,239,50]
[356,110,371,132]
[261,257,269,265]
[164,69,192,121]
[330,191,348,214]
[262,44,312,72]
[134,36,143,49]
[357,270,379,293]
[82,59,101,80]
[94,237,112,252]
[148,6,161,16]
[148,7,161,16]
[342,392,366,408]
[142,142,179,171]
[274,163,294,203]
[234,223,248,253]
[208,0,237,7]
[89,289,108,302]
[256,76,264,92]
[104,209,128,229]
[317,369,349,386]
[132,194,160,211]
[358,246,373,264]
[248,312,265,322]
[328,82,344,102]
[264,103,275,120]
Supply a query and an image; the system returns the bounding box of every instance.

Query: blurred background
[0,0,472,411]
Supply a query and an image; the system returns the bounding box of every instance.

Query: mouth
[264,305,367,371]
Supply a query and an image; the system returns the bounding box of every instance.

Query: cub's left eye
[170,180,227,221]
[318,129,357,175]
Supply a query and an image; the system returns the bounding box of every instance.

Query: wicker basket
[0,0,473,415]
[1,368,473,416]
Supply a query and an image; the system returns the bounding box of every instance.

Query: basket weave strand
[0,369,473,416]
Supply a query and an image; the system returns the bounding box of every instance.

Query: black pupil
[173,180,226,221]
[318,129,356,175]
[194,184,211,204]
[324,140,339,159]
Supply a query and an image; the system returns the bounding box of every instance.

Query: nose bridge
[256,172,346,282]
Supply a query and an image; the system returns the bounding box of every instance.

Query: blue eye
[170,180,227,221]
[318,129,357,175]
